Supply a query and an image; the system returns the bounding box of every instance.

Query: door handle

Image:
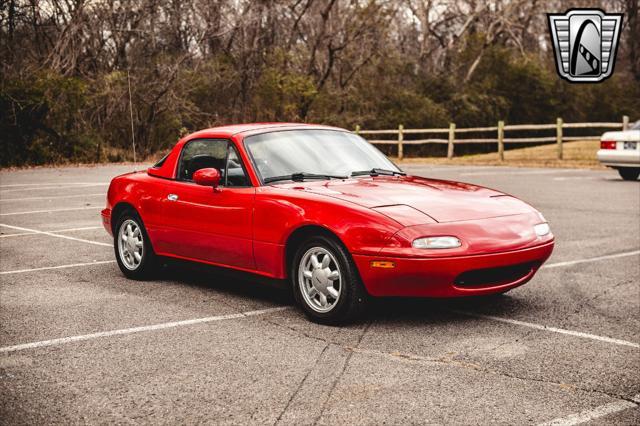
[167,194,179,201]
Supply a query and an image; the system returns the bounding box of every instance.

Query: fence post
[622,115,629,130]
[497,120,505,161]
[447,123,455,159]
[398,124,404,161]
[355,124,360,134]
[556,117,563,160]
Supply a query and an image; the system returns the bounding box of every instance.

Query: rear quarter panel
[106,172,167,247]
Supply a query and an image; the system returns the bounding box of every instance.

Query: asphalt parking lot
[0,163,638,425]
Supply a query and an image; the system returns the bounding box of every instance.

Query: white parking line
[537,394,639,426]
[0,193,105,202]
[0,260,116,275]
[0,306,290,353]
[0,225,103,238]
[552,176,598,181]
[453,311,639,348]
[543,250,640,269]
[0,206,102,216]
[0,182,107,188]
[0,223,111,247]
[0,183,108,194]
[460,169,581,177]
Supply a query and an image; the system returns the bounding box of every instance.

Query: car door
[160,138,255,270]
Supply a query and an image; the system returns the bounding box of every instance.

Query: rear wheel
[618,168,640,181]
[291,235,368,325]
[114,210,157,279]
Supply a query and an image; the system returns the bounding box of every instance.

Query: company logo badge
[548,9,623,83]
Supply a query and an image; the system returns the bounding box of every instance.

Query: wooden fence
[355,115,631,161]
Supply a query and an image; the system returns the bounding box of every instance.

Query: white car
[597,120,640,180]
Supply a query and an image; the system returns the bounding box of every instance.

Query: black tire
[618,168,640,181]
[290,235,368,325]
[113,209,158,280]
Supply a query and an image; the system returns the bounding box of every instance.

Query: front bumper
[597,149,640,168]
[353,240,554,297]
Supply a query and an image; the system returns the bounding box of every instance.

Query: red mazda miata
[102,123,554,324]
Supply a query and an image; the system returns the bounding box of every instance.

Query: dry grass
[396,140,605,169]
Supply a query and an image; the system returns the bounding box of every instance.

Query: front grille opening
[454,262,537,288]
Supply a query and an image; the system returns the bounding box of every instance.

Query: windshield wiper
[264,172,348,184]
[350,168,406,177]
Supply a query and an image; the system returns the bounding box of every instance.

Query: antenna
[127,70,137,168]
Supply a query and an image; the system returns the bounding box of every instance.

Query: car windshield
[244,129,400,183]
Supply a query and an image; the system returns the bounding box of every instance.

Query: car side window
[178,139,228,181]
[178,139,251,187]
[225,145,251,187]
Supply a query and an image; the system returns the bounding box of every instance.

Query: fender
[252,186,403,279]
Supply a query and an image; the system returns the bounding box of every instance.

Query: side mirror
[193,168,221,189]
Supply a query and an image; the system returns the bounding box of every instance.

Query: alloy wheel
[298,247,342,313]
[118,219,144,270]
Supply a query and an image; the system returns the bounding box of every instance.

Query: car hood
[279,175,535,224]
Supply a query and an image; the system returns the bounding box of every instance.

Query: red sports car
[102,123,554,324]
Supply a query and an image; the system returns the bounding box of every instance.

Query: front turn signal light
[370,261,396,269]
[412,236,461,249]
[534,223,550,237]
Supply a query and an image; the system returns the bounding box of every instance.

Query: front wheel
[618,168,640,181]
[291,236,368,325]
[114,211,158,280]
